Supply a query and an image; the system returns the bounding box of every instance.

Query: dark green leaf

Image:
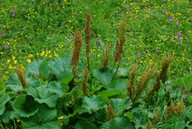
[7,73,23,92]
[13,95,39,118]
[0,94,11,115]
[75,120,97,129]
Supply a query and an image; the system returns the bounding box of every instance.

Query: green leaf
[117,67,130,76]
[111,97,132,116]
[173,73,192,89]
[13,95,39,118]
[19,104,60,129]
[49,56,72,76]
[98,90,125,98]
[0,94,11,115]
[100,117,135,129]
[75,120,97,129]
[39,59,50,77]
[93,68,114,85]
[48,81,70,97]
[82,95,106,112]
[25,59,50,77]
[58,70,73,82]
[27,86,58,108]
[108,79,127,91]
[7,73,23,92]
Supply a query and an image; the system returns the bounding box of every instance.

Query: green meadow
[0,0,192,128]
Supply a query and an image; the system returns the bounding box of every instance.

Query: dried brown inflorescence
[16,66,28,88]
[127,65,155,103]
[107,105,116,120]
[127,65,137,101]
[81,66,89,96]
[114,17,127,74]
[148,55,173,97]
[71,29,83,87]
[167,99,186,117]
[145,120,153,129]
[101,43,111,70]
[85,9,92,71]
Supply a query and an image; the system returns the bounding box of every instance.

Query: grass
[0,0,191,82]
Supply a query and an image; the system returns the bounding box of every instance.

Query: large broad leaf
[25,59,50,77]
[49,55,72,76]
[75,120,97,129]
[7,73,23,92]
[117,67,130,77]
[111,97,132,116]
[19,104,61,129]
[27,86,58,108]
[100,117,135,129]
[13,95,39,118]
[93,68,114,85]
[0,108,15,123]
[48,81,70,97]
[0,94,11,115]
[108,79,127,91]
[98,90,125,98]
[58,70,73,82]
[82,95,106,113]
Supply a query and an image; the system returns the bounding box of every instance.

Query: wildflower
[70,35,73,40]
[162,0,165,2]
[11,10,14,14]
[171,37,174,42]
[8,26,10,29]
[14,7,16,10]
[100,45,103,49]
[5,45,8,49]
[3,33,5,36]
[75,12,77,15]
[12,13,15,16]
[137,53,140,58]
[179,38,182,44]
[163,9,166,14]
[178,31,181,38]
[170,15,173,20]
[155,49,158,53]
[96,39,98,43]
[176,21,179,26]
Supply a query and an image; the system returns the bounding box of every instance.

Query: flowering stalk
[81,66,89,96]
[101,43,111,72]
[107,105,116,119]
[71,29,83,87]
[85,9,92,71]
[114,17,127,75]
[16,66,28,88]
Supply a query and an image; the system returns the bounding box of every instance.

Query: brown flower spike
[16,66,27,88]
[81,66,89,96]
[71,29,83,87]
[85,9,92,71]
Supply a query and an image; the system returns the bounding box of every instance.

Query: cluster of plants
[0,9,192,129]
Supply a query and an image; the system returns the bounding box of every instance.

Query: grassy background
[0,0,191,82]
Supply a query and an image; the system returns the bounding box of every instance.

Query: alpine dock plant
[114,17,127,75]
[71,29,83,87]
[15,66,28,89]
[101,43,111,72]
[81,66,89,96]
[84,9,92,71]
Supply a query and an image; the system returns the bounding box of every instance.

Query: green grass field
[0,0,192,128]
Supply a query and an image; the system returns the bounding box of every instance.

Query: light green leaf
[82,95,106,112]
[108,79,127,91]
[27,86,58,108]
[7,73,23,92]
[111,97,132,116]
[93,68,114,85]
